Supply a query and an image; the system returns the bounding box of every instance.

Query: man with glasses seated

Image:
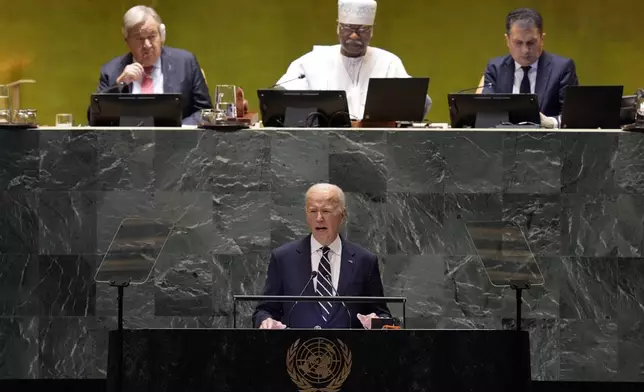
[273,0,431,121]
[93,5,213,125]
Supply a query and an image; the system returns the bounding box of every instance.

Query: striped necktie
[316,246,335,321]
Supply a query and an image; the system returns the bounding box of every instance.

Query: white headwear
[338,0,377,26]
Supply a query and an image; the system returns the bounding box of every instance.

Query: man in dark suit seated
[253,183,391,329]
[482,8,579,128]
[93,5,212,125]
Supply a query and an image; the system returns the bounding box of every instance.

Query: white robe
[275,44,431,120]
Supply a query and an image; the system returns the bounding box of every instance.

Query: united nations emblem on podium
[286,337,352,392]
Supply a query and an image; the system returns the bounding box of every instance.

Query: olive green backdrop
[1,0,642,125]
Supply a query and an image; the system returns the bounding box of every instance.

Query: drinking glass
[56,113,73,127]
[200,109,215,124]
[12,109,37,126]
[214,85,237,119]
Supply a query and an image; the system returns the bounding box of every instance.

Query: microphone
[456,82,494,93]
[98,82,127,94]
[269,73,305,89]
[325,276,352,328]
[285,270,318,328]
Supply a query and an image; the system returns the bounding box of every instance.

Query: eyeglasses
[339,24,372,35]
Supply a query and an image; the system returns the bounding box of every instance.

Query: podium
[106,329,530,392]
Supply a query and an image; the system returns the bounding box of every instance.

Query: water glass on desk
[200,108,215,124]
[55,113,73,127]
[12,109,37,126]
[214,85,237,119]
[0,85,10,123]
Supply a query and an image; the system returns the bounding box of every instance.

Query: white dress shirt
[311,235,342,293]
[275,45,432,120]
[512,59,539,95]
[512,58,559,128]
[131,57,164,94]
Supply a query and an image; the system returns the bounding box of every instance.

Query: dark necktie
[316,246,335,321]
[520,65,531,94]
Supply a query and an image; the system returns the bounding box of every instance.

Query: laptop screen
[363,77,429,122]
[561,85,623,129]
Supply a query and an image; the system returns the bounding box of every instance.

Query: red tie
[141,66,154,93]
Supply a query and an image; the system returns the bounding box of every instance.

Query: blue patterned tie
[316,246,334,321]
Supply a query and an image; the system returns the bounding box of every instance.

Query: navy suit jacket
[93,46,213,125]
[482,51,579,117]
[252,235,391,329]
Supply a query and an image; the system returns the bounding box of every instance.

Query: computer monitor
[257,89,351,127]
[89,93,183,127]
[362,77,430,122]
[561,85,623,129]
[448,93,540,128]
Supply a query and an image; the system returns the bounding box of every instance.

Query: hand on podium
[259,318,286,329]
[539,113,556,129]
[357,313,379,329]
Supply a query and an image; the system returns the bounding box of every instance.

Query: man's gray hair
[305,183,346,211]
[122,5,165,39]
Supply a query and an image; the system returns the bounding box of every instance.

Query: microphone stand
[109,278,131,392]
[269,74,305,89]
[456,82,493,93]
[286,271,318,328]
[326,280,352,328]
[98,82,127,94]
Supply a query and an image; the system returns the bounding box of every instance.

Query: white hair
[122,5,166,41]
[305,183,346,210]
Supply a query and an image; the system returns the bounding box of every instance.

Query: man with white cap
[274,0,431,121]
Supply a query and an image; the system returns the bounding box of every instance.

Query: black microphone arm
[269,73,305,89]
[285,270,318,327]
[326,277,353,327]
[456,82,494,93]
[98,82,127,94]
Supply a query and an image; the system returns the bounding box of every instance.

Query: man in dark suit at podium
[253,183,391,329]
[481,8,579,128]
[93,5,212,125]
